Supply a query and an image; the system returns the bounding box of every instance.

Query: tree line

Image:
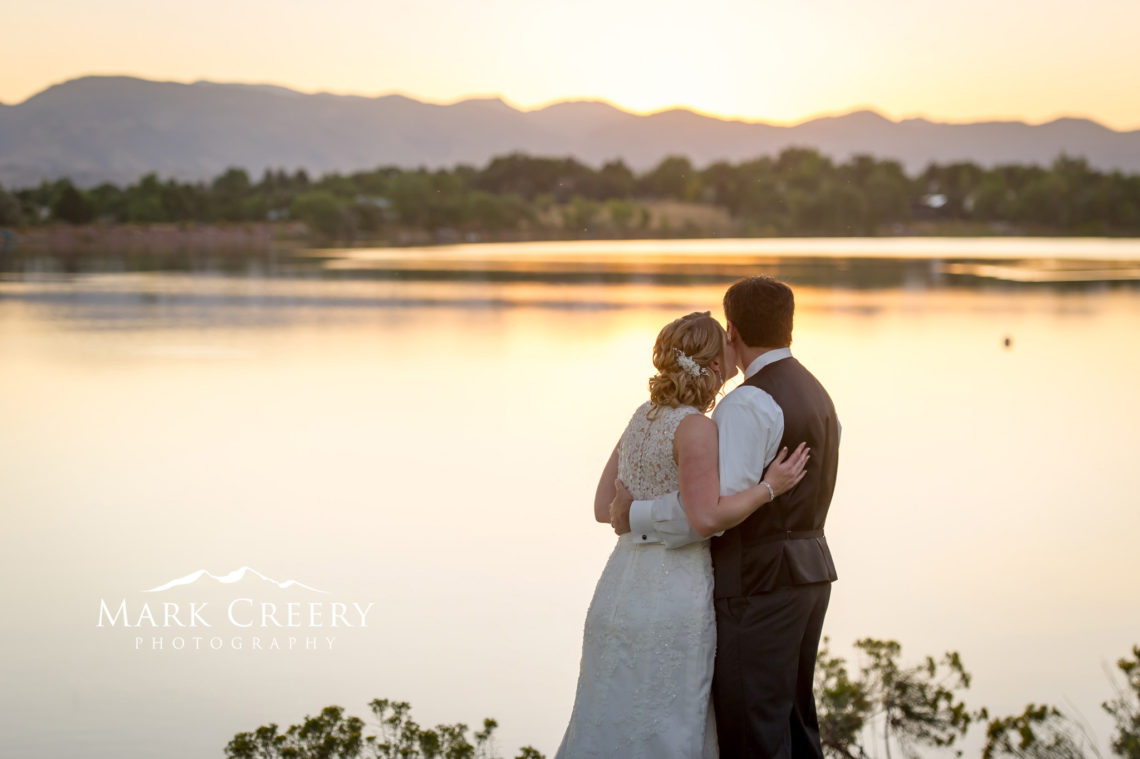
[2,150,1139,240]
[225,640,1140,759]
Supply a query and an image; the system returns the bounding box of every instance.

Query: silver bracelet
[760,481,776,502]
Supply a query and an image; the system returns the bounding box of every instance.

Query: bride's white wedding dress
[555,401,718,759]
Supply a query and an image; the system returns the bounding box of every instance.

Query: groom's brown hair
[723,275,794,348]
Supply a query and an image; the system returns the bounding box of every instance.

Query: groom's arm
[626,390,783,548]
[627,490,700,547]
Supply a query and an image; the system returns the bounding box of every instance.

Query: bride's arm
[675,414,808,538]
[594,441,621,523]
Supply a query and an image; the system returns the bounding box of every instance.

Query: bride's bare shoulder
[675,411,716,436]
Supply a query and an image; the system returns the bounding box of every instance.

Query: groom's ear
[725,321,739,343]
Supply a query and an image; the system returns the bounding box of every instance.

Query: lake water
[1,237,1139,757]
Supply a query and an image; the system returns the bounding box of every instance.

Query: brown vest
[710,356,840,597]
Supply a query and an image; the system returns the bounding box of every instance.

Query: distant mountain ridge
[143,565,328,594]
[1,75,1138,188]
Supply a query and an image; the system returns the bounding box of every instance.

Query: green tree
[733,159,788,232]
[88,182,128,223]
[50,179,95,224]
[857,158,912,232]
[919,162,984,219]
[124,174,168,223]
[352,199,388,235]
[815,639,983,759]
[291,190,355,239]
[463,191,532,232]
[212,167,254,222]
[225,698,544,759]
[385,171,435,228]
[594,160,636,199]
[560,195,600,233]
[777,148,834,194]
[126,194,165,223]
[1105,646,1140,758]
[815,637,872,758]
[701,161,744,210]
[8,149,1140,237]
[641,155,694,200]
[1108,174,1140,230]
[0,185,25,226]
[854,638,980,758]
[982,704,1092,759]
[477,154,592,202]
[972,172,1014,221]
[1017,172,1069,228]
[605,198,639,232]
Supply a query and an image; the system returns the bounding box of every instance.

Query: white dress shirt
[627,348,793,548]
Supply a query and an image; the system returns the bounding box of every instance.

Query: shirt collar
[743,347,793,379]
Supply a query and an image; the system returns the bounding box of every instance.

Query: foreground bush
[816,640,1140,758]
[226,642,1140,758]
[225,698,544,759]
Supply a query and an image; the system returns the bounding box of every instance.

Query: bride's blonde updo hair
[647,311,726,416]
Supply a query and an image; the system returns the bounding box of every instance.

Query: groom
[611,275,840,758]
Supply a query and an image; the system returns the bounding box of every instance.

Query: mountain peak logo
[142,565,328,594]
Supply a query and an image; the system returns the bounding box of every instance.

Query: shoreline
[2,219,1138,256]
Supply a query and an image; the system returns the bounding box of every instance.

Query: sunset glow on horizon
[4,0,1140,130]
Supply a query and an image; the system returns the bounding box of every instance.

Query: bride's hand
[762,442,810,497]
[610,479,633,535]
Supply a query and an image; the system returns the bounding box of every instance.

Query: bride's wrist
[759,480,776,503]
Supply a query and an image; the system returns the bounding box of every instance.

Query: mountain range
[2,75,1138,188]
[142,565,328,593]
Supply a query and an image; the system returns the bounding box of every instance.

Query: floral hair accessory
[673,348,709,378]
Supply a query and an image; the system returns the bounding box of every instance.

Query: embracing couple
[555,276,840,759]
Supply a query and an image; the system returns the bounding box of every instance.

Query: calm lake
[1,237,1139,757]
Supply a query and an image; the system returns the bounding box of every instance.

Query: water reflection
[2,240,1140,340]
[0,239,1139,758]
[5,238,1140,293]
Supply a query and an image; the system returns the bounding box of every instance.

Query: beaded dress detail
[555,401,718,759]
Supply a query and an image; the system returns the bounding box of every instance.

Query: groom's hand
[610,478,633,535]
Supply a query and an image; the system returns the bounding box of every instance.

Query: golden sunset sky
[5,0,1140,129]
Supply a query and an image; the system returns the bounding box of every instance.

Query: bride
[554,311,808,759]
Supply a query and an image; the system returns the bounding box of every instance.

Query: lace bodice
[617,401,703,501]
